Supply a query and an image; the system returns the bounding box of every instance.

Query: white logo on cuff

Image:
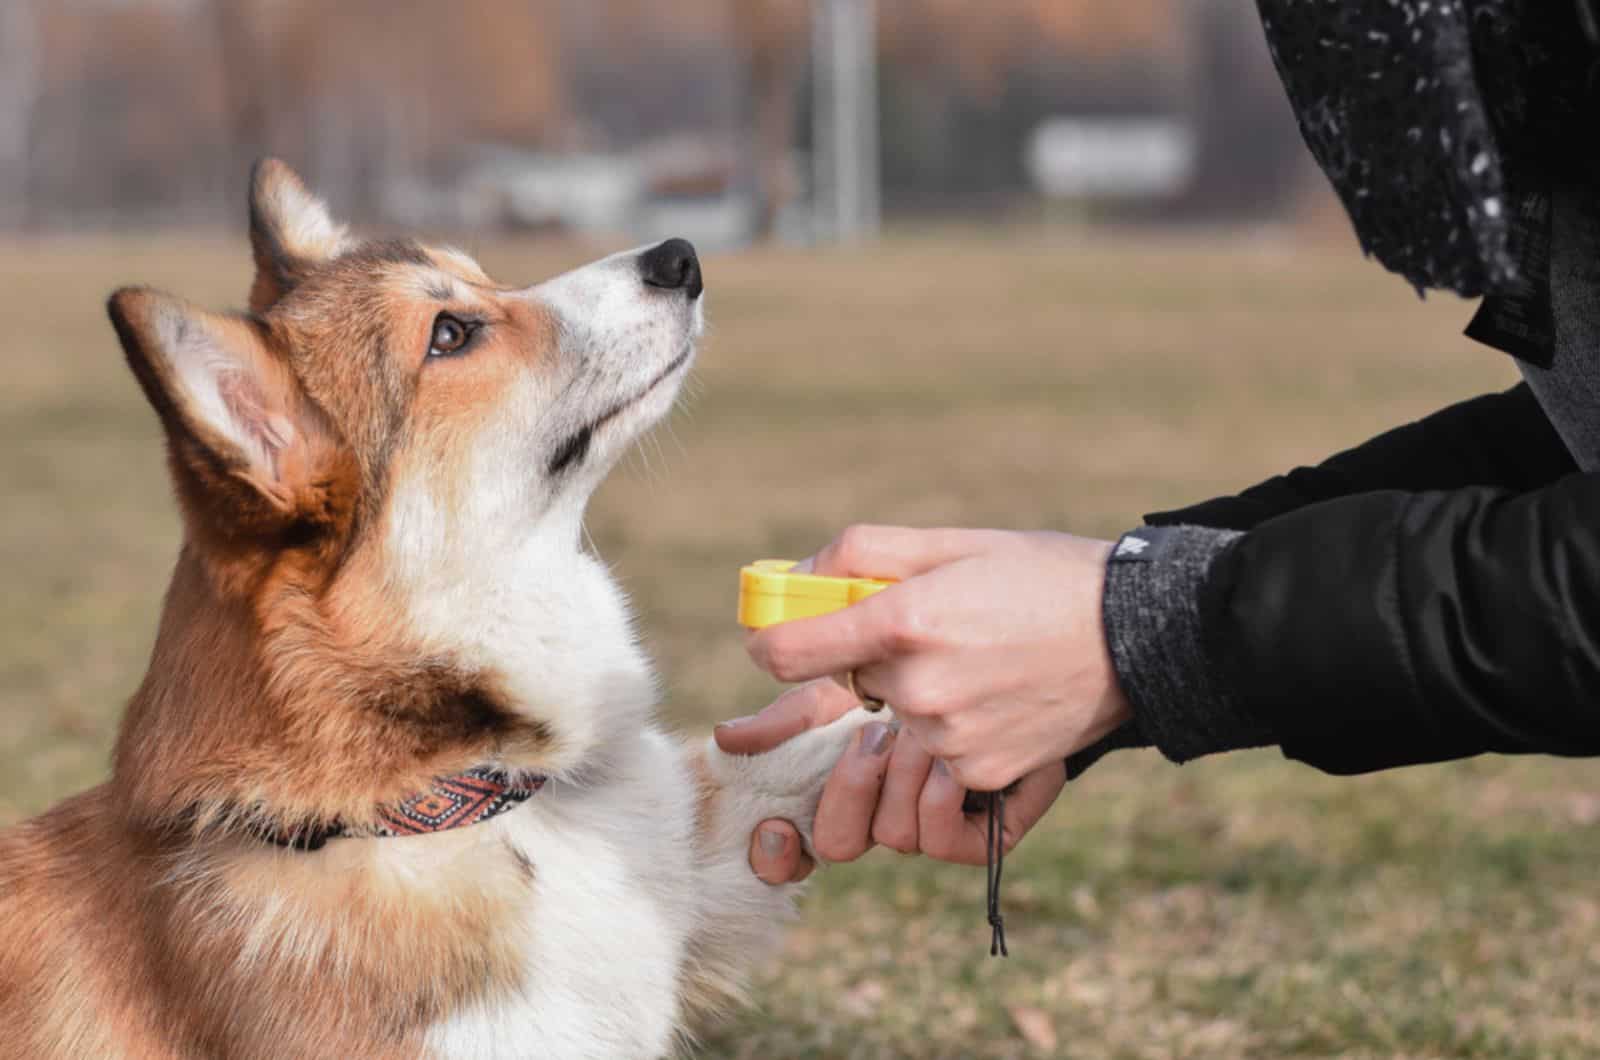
[1115,535,1150,558]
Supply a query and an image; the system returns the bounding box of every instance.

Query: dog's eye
[429,314,474,357]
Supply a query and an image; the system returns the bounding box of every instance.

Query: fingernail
[715,717,750,731]
[860,721,893,756]
[793,556,815,573]
[759,824,788,858]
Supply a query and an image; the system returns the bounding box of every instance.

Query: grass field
[9,224,1600,1058]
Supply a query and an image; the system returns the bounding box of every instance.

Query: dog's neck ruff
[254,766,547,851]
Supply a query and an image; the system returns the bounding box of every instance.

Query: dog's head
[111,159,700,557]
[108,161,700,818]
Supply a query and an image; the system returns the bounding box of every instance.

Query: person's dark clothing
[1256,0,1593,301]
[1080,385,1600,779]
[1078,3,1600,780]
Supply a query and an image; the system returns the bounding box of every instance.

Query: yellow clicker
[736,560,893,629]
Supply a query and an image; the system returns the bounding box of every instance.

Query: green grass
[8,225,1599,1058]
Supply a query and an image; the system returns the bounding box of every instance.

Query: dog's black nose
[639,238,703,299]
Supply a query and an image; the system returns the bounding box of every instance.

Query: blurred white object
[491,154,647,233]
[380,141,762,249]
[635,197,757,253]
[1026,118,1196,201]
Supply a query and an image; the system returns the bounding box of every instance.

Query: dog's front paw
[702,706,881,856]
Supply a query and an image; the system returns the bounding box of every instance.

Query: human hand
[746,526,1131,792]
[716,679,1069,882]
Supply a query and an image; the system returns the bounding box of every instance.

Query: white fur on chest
[424,728,700,1060]
[383,477,879,1057]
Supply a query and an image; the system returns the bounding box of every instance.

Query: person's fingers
[749,820,813,884]
[917,760,1068,866]
[811,720,896,862]
[747,528,1009,685]
[994,761,1068,849]
[715,678,862,756]
[916,759,987,866]
[870,728,935,853]
[805,525,1002,580]
[745,588,906,684]
[843,655,971,722]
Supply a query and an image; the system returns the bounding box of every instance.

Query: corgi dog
[0,160,870,1059]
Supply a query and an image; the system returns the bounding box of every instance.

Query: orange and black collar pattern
[254,767,547,851]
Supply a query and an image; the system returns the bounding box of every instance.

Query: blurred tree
[731,0,808,237]
[876,1,1183,211]
[29,3,225,227]
[210,0,274,194]
[1178,0,1307,217]
[206,0,566,218]
[880,0,1180,101]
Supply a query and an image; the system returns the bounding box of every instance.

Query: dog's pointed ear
[248,158,351,313]
[108,287,346,535]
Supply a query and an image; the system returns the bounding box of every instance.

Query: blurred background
[3,0,1309,239]
[7,3,1600,1059]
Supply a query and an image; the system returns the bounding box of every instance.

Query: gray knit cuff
[1102,525,1274,763]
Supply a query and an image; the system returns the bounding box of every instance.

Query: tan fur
[0,786,540,1058]
[0,160,774,1058]
[676,758,754,1032]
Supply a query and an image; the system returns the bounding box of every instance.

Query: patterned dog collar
[252,767,547,851]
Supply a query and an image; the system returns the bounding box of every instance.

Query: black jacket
[1078,3,1600,776]
[1098,383,1600,776]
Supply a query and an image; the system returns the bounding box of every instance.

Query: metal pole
[857,0,880,238]
[812,0,879,243]
[811,0,834,242]
[831,0,857,240]
[837,0,878,241]
[0,0,38,231]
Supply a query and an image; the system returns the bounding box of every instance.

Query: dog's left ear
[108,287,347,537]
[247,158,351,313]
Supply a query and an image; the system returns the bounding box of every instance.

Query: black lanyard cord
[985,788,1009,958]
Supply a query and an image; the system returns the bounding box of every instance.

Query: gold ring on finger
[846,669,886,712]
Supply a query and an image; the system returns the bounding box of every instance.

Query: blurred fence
[0,0,1309,241]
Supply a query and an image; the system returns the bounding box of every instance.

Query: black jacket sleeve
[1208,470,1600,773]
[1149,383,1576,531]
[1071,384,1581,778]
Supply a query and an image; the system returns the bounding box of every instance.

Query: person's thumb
[714,678,861,756]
